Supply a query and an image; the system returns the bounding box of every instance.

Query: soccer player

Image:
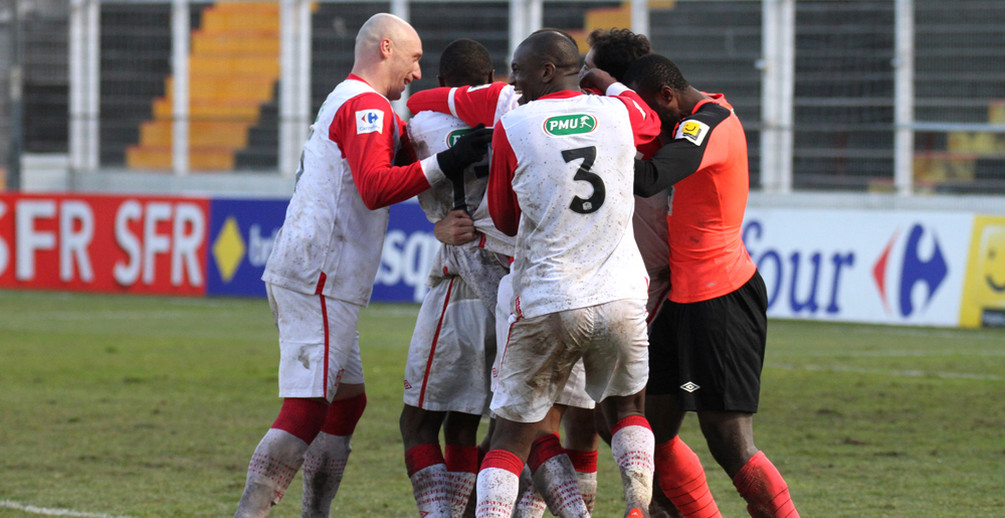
[621,53,800,518]
[476,31,661,518]
[582,28,703,518]
[233,13,491,518]
[399,38,518,518]
[408,29,605,517]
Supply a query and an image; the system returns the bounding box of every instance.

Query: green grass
[1,290,1004,517]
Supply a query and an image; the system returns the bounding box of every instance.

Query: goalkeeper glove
[436,124,494,181]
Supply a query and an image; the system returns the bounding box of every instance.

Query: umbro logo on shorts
[680,381,700,393]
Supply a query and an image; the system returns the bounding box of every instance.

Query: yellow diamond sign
[213,217,246,283]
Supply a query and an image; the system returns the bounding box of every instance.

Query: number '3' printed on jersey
[562,146,605,214]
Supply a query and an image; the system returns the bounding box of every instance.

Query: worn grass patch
[1,291,1004,517]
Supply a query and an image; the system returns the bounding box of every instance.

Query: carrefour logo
[872,224,948,317]
[543,114,596,136]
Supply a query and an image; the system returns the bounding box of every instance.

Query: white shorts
[403,275,496,414]
[491,299,649,424]
[493,274,594,411]
[267,282,365,401]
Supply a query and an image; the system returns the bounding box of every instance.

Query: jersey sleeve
[407,82,509,128]
[488,122,520,237]
[331,93,443,209]
[633,103,731,197]
[605,82,662,149]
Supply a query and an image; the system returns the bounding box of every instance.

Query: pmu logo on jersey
[446,128,474,148]
[543,114,596,136]
[872,223,948,317]
[356,109,383,134]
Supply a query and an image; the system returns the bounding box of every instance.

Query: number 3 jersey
[488,85,661,319]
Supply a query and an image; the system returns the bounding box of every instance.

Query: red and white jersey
[488,85,661,318]
[263,75,444,304]
[407,110,514,257]
[407,81,521,129]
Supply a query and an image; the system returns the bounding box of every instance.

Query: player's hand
[434,209,479,245]
[436,124,493,180]
[579,68,617,94]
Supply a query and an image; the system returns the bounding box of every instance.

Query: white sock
[301,431,352,518]
[531,454,589,518]
[512,466,547,518]
[411,463,453,517]
[475,467,520,518]
[447,470,477,517]
[611,422,656,513]
[234,428,309,518]
[576,470,598,514]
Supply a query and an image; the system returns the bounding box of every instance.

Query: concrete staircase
[126,1,281,171]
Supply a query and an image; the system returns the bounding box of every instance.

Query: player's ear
[660,85,676,107]
[541,62,557,84]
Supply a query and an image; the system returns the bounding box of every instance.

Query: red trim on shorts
[418,276,455,408]
[496,314,518,380]
[315,272,329,400]
[477,232,487,248]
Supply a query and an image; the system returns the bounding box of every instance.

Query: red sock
[481,449,524,476]
[271,398,328,444]
[654,436,721,518]
[527,434,564,473]
[445,444,479,474]
[405,443,446,477]
[320,393,366,436]
[732,451,799,518]
[564,448,598,474]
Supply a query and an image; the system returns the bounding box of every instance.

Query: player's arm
[634,104,731,197]
[487,122,520,237]
[334,94,443,209]
[606,83,662,148]
[407,82,509,127]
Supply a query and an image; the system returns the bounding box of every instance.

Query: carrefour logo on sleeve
[543,114,597,136]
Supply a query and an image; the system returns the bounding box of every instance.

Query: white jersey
[490,91,656,318]
[263,76,440,304]
[407,111,514,258]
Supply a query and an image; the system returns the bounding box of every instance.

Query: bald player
[234,13,491,518]
[476,31,660,518]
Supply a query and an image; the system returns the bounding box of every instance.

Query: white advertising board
[742,208,974,327]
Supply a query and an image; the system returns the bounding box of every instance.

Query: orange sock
[654,436,721,518]
[732,451,799,518]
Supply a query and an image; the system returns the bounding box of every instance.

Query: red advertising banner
[0,193,209,296]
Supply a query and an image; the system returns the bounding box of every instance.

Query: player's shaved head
[519,30,581,73]
[354,13,418,60]
[439,38,494,87]
[350,13,423,100]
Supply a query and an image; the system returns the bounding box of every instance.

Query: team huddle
[233,12,799,518]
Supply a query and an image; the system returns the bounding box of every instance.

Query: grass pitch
[1,290,1004,517]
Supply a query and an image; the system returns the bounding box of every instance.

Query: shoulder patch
[356,109,384,134]
[675,119,709,146]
